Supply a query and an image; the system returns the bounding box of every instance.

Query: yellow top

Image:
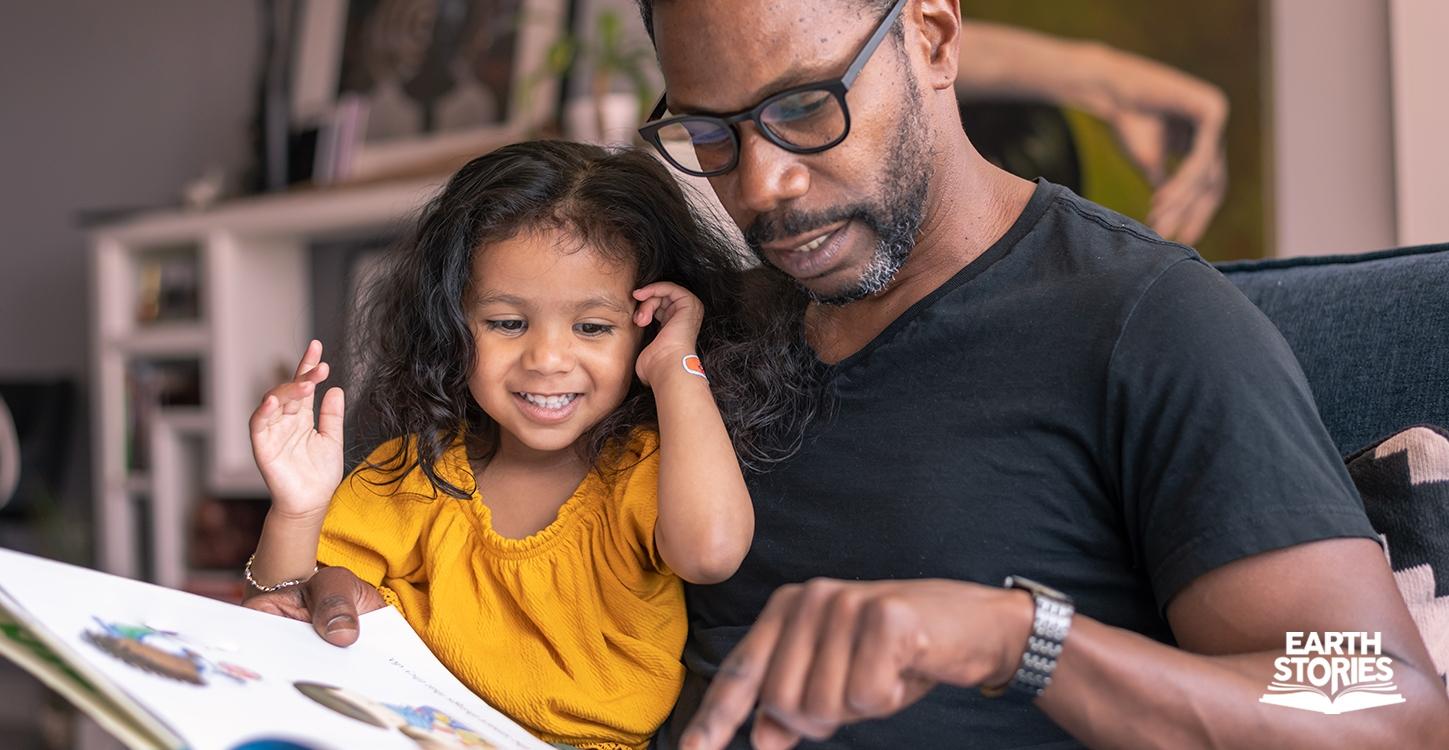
[317,429,684,750]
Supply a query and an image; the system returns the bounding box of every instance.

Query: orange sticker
[681,354,707,380]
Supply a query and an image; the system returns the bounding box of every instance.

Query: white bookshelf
[88,178,442,592]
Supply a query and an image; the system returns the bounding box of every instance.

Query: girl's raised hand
[633,282,705,387]
[249,340,345,521]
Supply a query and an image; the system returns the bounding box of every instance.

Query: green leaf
[598,9,620,49]
[545,37,577,75]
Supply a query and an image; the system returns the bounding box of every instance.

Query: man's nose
[522,328,575,374]
[732,124,811,215]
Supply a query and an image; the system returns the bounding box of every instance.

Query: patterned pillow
[1346,425,1449,691]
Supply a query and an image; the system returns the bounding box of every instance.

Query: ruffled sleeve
[317,437,449,608]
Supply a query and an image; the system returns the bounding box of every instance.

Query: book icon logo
[1259,631,1406,715]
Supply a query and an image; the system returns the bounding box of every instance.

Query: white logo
[1259,631,1406,715]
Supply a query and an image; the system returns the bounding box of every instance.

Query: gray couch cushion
[1219,244,1449,456]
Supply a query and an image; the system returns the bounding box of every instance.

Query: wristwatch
[980,575,1074,699]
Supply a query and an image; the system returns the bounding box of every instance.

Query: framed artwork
[958,0,1268,261]
[292,0,567,182]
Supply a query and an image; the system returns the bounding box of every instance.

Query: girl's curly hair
[348,140,823,498]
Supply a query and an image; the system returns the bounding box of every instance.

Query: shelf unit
[89,178,443,594]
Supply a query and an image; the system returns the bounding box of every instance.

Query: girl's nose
[522,328,575,374]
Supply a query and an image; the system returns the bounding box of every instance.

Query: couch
[1220,243,1449,456]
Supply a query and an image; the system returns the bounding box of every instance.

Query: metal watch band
[985,576,1075,699]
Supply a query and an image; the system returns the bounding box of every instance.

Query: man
[251,1,1449,748]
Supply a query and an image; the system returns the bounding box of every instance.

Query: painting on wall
[957,0,1268,261]
[293,0,567,182]
[337,0,524,141]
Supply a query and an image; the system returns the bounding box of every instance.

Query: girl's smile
[468,226,643,457]
[511,391,583,424]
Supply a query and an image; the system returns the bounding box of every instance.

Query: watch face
[1004,576,1073,604]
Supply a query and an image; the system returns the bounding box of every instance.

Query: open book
[0,547,552,750]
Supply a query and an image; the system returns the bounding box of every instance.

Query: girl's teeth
[522,393,577,410]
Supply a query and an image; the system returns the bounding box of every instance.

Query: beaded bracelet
[244,553,316,592]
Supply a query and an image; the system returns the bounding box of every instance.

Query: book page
[0,605,166,749]
[0,548,552,750]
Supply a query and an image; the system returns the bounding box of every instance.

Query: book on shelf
[123,359,203,472]
[0,547,551,750]
[135,252,201,325]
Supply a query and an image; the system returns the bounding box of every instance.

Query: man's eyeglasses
[638,0,911,178]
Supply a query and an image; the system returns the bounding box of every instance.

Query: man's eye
[486,319,525,333]
[768,91,832,122]
[576,323,614,336]
[776,97,828,121]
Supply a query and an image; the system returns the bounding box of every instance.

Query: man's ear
[911,0,962,91]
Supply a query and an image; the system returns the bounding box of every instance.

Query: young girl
[243,141,816,750]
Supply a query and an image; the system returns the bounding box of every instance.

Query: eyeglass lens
[654,88,847,174]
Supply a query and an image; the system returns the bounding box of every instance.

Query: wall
[1269,0,1398,256]
[0,1,257,550]
[1390,0,1449,246]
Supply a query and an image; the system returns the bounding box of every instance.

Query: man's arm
[1039,537,1447,748]
[679,538,1449,750]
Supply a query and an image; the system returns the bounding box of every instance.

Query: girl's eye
[575,322,614,337]
[485,319,526,333]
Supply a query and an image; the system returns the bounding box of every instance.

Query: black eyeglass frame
[638,0,911,177]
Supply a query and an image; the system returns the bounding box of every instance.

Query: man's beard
[744,90,932,306]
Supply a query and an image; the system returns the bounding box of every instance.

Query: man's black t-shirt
[663,181,1378,749]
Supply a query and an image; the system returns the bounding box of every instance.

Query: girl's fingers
[288,341,326,382]
[652,298,685,326]
[259,381,317,421]
[634,285,700,321]
[634,281,682,300]
[318,387,345,441]
[297,360,330,385]
[634,283,688,306]
[656,298,683,326]
[250,394,279,433]
[293,339,323,379]
[280,382,316,416]
[635,297,663,326]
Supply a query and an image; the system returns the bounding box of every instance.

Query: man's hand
[681,578,1034,750]
[243,566,387,647]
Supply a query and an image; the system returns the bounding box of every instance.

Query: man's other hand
[243,565,386,647]
[681,578,1034,750]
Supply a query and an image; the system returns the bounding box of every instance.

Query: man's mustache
[744,204,879,249]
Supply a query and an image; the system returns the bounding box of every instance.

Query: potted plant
[540,8,657,145]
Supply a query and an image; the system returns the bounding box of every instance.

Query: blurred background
[1,1,1446,747]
